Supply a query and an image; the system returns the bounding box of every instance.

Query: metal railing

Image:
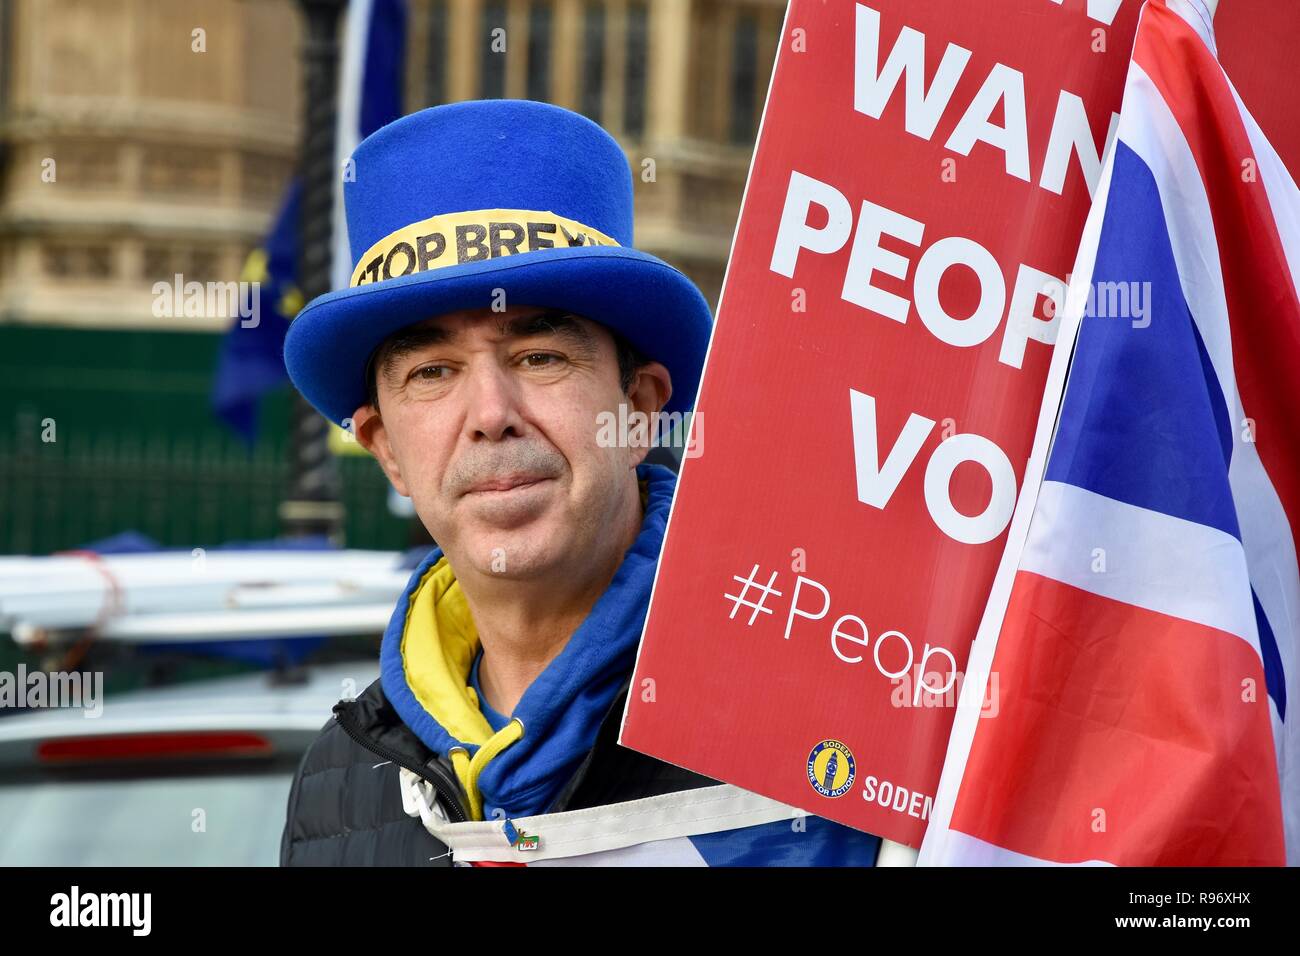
[0,429,409,556]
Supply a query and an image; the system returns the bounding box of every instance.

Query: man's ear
[351,403,411,497]
[624,361,673,466]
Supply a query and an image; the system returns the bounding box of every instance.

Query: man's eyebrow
[371,309,597,390]
[499,309,596,350]
[373,324,457,386]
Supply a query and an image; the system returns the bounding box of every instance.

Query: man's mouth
[464,474,552,495]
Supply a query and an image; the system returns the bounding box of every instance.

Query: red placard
[620,0,1143,846]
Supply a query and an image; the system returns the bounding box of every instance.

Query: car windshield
[0,765,296,866]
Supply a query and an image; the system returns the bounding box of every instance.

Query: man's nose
[463,359,527,441]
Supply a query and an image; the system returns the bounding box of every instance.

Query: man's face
[353,305,670,582]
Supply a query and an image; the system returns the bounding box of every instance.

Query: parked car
[0,659,376,866]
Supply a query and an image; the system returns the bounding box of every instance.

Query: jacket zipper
[333,702,471,824]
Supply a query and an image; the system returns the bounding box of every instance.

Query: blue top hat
[283,99,714,427]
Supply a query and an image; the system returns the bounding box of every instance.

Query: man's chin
[455,505,567,575]
[461,532,564,581]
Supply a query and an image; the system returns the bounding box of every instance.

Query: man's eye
[521,352,561,368]
[410,365,449,381]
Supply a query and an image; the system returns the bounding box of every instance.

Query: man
[280,99,881,866]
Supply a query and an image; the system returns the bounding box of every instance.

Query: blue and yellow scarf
[379,461,676,821]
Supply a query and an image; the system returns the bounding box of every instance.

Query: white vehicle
[0,660,376,866]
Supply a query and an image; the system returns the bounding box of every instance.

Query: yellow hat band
[349,208,620,288]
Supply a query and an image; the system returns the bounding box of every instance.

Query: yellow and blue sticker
[806,739,856,798]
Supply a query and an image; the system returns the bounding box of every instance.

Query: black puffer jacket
[280,670,717,866]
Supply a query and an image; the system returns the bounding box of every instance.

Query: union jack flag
[922,0,1299,866]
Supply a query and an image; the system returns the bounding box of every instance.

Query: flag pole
[281,0,346,541]
[876,839,919,867]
